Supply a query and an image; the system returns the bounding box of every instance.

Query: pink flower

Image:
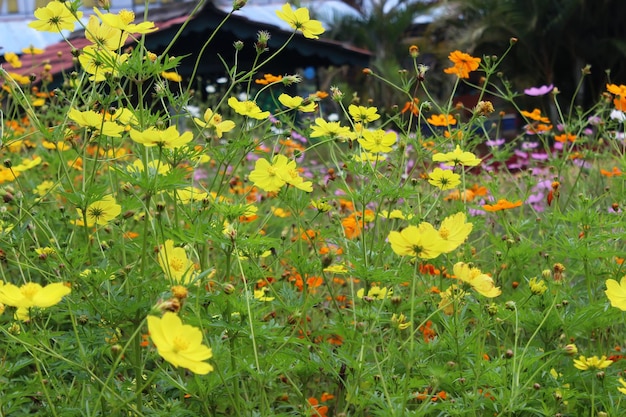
[524,84,554,96]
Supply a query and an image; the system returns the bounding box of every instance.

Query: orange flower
[401,98,420,115]
[327,334,343,346]
[419,320,436,342]
[314,90,329,99]
[554,133,577,143]
[527,123,553,134]
[419,263,441,275]
[607,83,626,96]
[427,113,457,126]
[307,397,328,417]
[614,96,626,111]
[601,166,623,177]
[255,73,283,85]
[520,108,550,123]
[443,50,481,78]
[483,199,522,211]
[341,216,363,239]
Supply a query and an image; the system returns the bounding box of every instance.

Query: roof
[2,1,371,83]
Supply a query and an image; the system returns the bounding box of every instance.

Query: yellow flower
[254,287,275,302]
[158,240,196,284]
[453,262,501,298]
[438,284,466,315]
[311,199,332,212]
[428,168,461,190]
[388,223,447,259]
[194,108,235,138]
[227,97,270,120]
[93,8,157,34]
[529,277,547,295]
[22,45,45,55]
[13,156,42,172]
[310,117,351,140]
[357,285,392,300]
[85,15,128,50]
[3,52,22,68]
[249,156,289,192]
[28,1,82,33]
[127,159,170,176]
[391,313,411,330]
[432,145,481,167]
[147,312,213,375]
[276,3,325,39]
[353,152,386,163]
[4,72,31,85]
[0,282,71,321]
[278,93,317,112]
[358,129,397,153]
[161,71,182,82]
[75,195,122,227]
[78,45,128,82]
[130,126,193,149]
[280,157,313,192]
[573,355,612,371]
[605,277,626,310]
[68,108,125,137]
[174,186,209,204]
[437,212,472,253]
[618,378,626,395]
[379,209,413,220]
[348,104,380,123]
[34,180,58,197]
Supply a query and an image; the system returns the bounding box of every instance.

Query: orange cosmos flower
[483,199,522,211]
[554,133,577,143]
[401,98,420,115]
[427,113,457,126]
[614,96,626,111]
[607,83,626,96]
[601,166,623,177]
[520,108,550,123]
[443,50,481,78]
[255,73,283,85]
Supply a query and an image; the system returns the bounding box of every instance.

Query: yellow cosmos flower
[438,284,467,315]
[147,312,213,375]
[85,15,128,50]
[432,145,481,167]
[75,195,122,227]
[618,378,626,395]
[161,71,182,82]
[388,223,447,260]
[249,154,312,193]
[254,287,275,302]
[193,108,235,138]
[13,156,42,172]
[93,8,157,34]
[573,355,612,371]
[529,277,548,295]
[22,45,45,55]
[438,212,472,253]
[4,72,31,85]
[0,281,71,321]
[278,93,317,112]
[130,126,193,149]
[428,168,461,190]
[276,3,325,39]
[379,209,413,220]
[348,104,380,123]
[310,117,352,140]
[357,285,392,300]
[158,240,196,284]
[353,152,386,163]
[605,277,626,310]
[28,1,82,33]
[3,52,22,69]
[174,187,209,204]
[453,262,501,298]
[358,129,397,153]
[126,159,170,176]
[68,108,125,137]
[227,97,270,120]
[391,313,411,330]
[78,45,128,82]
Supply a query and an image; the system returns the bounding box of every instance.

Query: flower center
[119,10,135,25]
[172,336,189,352]
[439,227,450,239]
[21,282,40,300]
[169,258,185,272]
